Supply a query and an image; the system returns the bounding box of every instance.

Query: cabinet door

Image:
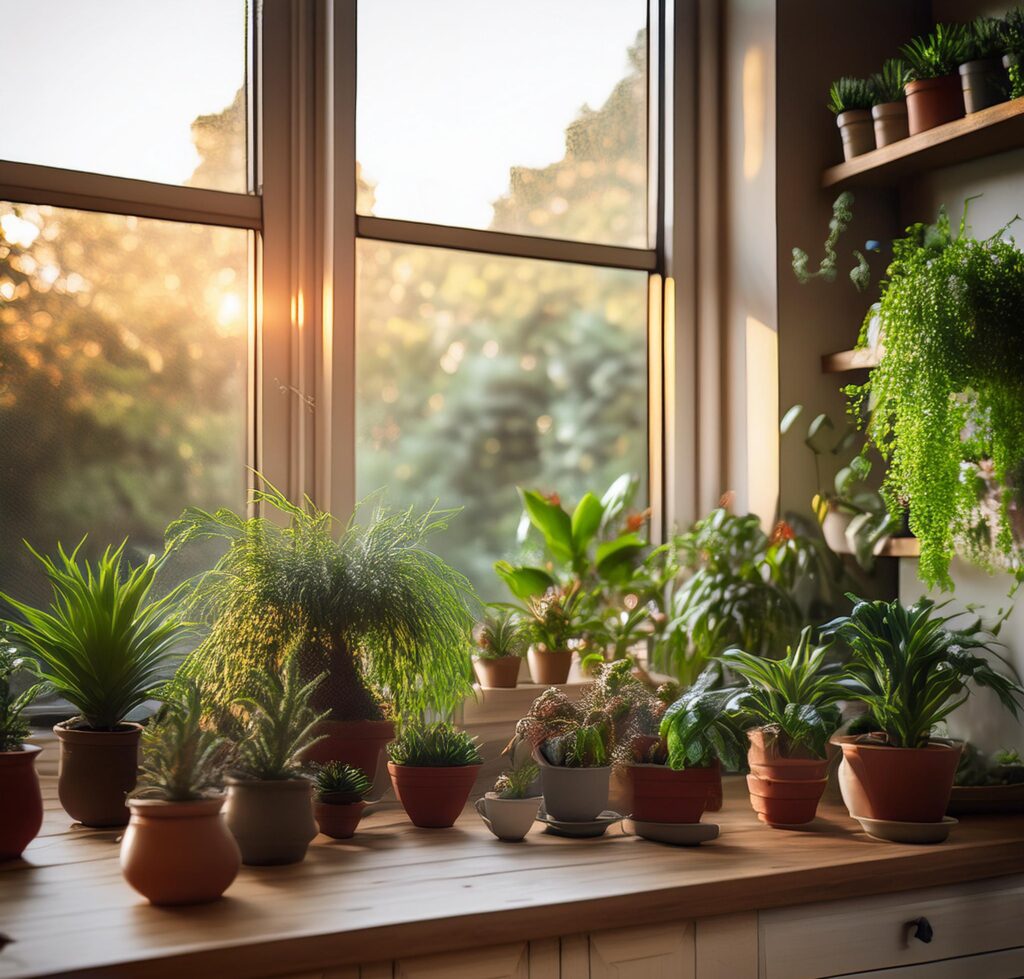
[586,923,696,979]
[395,942,529,979]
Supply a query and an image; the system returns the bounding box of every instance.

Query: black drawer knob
[911,917,934,944]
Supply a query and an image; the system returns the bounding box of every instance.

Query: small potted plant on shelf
[824,597,1024,824]
[720,627,847,827]
[901,23,969,134]
[473,607,527,689]
[387,723,482,828]
[960,16,1010,113]
[523,584,590,686]
[225,654,326,865]
[475,758,541,842]
[120,682,239,905]
[312,762,372,839]
[1,541,187,827]
[827,76,876,160]
[870,58,910,147]
[1003,8,1024,99]
[0,644,47,860]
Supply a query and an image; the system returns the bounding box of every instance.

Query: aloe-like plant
[823,596,1024,749]
[132,681,230,801]
[387,723,482,767]
[659,668,746,771]
[0,642,47,752]
[169,480,477,725]
[827,76,875,114]
[475,606,527,661]
[312,762,372,803]
[0,541,188,731]
[493,759,539,799]
[901,23,970,80]
[871,58,910,104]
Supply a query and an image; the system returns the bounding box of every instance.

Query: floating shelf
[878,537,921,558]
[821,347,881,373]
[822,97,1024,189]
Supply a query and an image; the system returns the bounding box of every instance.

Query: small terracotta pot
[746,730,828,826]
[627,763,716,824]
[314,799,366,839]
[225,777,317,865]
[300,719,395,782]
[387,762,481,828]
[120,797,240,905]
[537,757,610,822]
[959,59,1006,114]
[836,109,874,160]
[905,75,963,134]
[872,101,909,147]
[475,793,540,841]
[473,655,521,689]
[834,734,961,823]
[527,647,572,685]
[54,722,141,827]
[0,744,44,860]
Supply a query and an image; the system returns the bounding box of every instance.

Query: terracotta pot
[120,797,240,905]
[905,75,963,134]
[746,773,828,826]
[626,763,716,824]
[959,59,1006,114]
[834,734,961,823]
[300,719,394,782]
[527,647,572,686]
[225,777,317,865]
[871,101,909,147]
[54,722,141,827]
[705,759,724,812]
[0,744,44,860]
[387,762,481,828]
[537,756,610,822]
[475,793,541,841]
[747,729,830,779]
[314,799,366,839]
[473,655,521,689]
[836,109,874,160]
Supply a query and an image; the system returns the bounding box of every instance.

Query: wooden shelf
[822,97,1024,189]
[878,537,921,558]
[821,348,881,373]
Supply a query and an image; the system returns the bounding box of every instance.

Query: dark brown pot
[314,799,366,839]
[905,75,963,134]
[959,59,1007,114]
[473,655,521,689]
[746,730,828,826]
[54,722,141,827]
[301,719,395,781]
[835,735,961,823]
[0,744,44,860]
[627,763,716,824]
[527,647,572,685]
[388,762,481,828]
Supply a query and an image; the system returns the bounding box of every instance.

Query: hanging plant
[847,205,1024,589]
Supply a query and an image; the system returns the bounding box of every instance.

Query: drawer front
[841,945,1024,979]
[759,874,1024,979]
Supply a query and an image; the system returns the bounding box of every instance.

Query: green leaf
[520,489,573,562]
[595,533,646,583]
[493,561,556,601]
[599,473,638,532]
[805,413,835,453]
[780,404,803,434]
[570,492,604,554]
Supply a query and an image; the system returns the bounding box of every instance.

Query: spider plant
[475,606,528,660]
[312,762,372,804]
[0,642,47,752]
[827,76,875,114]
[0,540,188,730]
[492,759,539,799]
[659,667,746,771]
[387,723,482,767]
[901,24,970,80]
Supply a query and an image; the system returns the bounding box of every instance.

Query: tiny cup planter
[527,646,572,686]
[0,743,44,860]
[959,59,1006,114]
[473,655,521,689]
[388,762,481,828]
[905,75,963,134]
[121,797,240,905]
[836,109,874,161]
[314,798,367,839]
[475,793,541,842]
[626,763,716,824]
[225,777,318,865]
[871,102,909,147]
[54,722,142,827]
[537,755,611,822]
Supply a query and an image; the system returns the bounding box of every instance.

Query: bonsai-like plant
[493,759,539,800]
[827,76,875,114]
[871,59,909,104]
[475,607,527,660]
[659,668,746,771]
[132,681,230,801]
[824,596,1024,748]
[1,541,187,730]
[0,643,46,752]
[169,481,478,724]
[901,24,970,80]
[387,723,482,767]
[312,762,372,804]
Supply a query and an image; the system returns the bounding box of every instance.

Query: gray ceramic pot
[538,758,611,822]
[225,777,317,865]
[959,59,1006,114]
[836,109,874,160]
[871,101,909,147]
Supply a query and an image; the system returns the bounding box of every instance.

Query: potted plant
[0,644,47,860]
[1003,8,1024,99]
[902,24,969,134]
[824,597,1024,823]
[720,628,846,827]
[120,682,239,905]
[870,59,910,147]
[960,16,1009,113]
[225,654,327,865]
[1,541,187,827]
[473,607,527,689]
[475,759,541,842]
[168,481,477,782]
[523,584,589,685]
[386,723,482,828]
[312,762,372,839]
[827,76,876,160]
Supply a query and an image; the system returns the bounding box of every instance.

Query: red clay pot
[314,800,366,839]
[835,734,962,823]
[527,647,572,685]
[473,655,521,689]
[0,744,44,860]
[54,722,141,827]
[905,75,964,134]
[746,730,828,826]
[388,762,482,828]
[301,719,394,780]
[627,763,716,824]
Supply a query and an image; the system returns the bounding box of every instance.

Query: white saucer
[855,815,957,844]
[538,809,623,838]
[627,819,719,846]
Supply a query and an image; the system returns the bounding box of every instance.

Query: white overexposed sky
[0,0,245,187]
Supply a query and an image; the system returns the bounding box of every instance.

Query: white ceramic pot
[822,508,855,554]
[475,792,541,842]
[538,758,611,822]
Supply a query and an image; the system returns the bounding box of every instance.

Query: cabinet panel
[840,945,1024,979]
[395,942,529,979]
[588,923,695,979]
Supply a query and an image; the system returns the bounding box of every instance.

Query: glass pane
[0,0,247,192]
[357,0,648,248]
[0,203,249,600]
[356,241,648,599]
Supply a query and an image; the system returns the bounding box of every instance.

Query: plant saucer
[626,819,719,846]
[855,815,957,845]
[538,809,623,838]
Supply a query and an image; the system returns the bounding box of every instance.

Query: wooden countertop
[3,776,1024,979]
